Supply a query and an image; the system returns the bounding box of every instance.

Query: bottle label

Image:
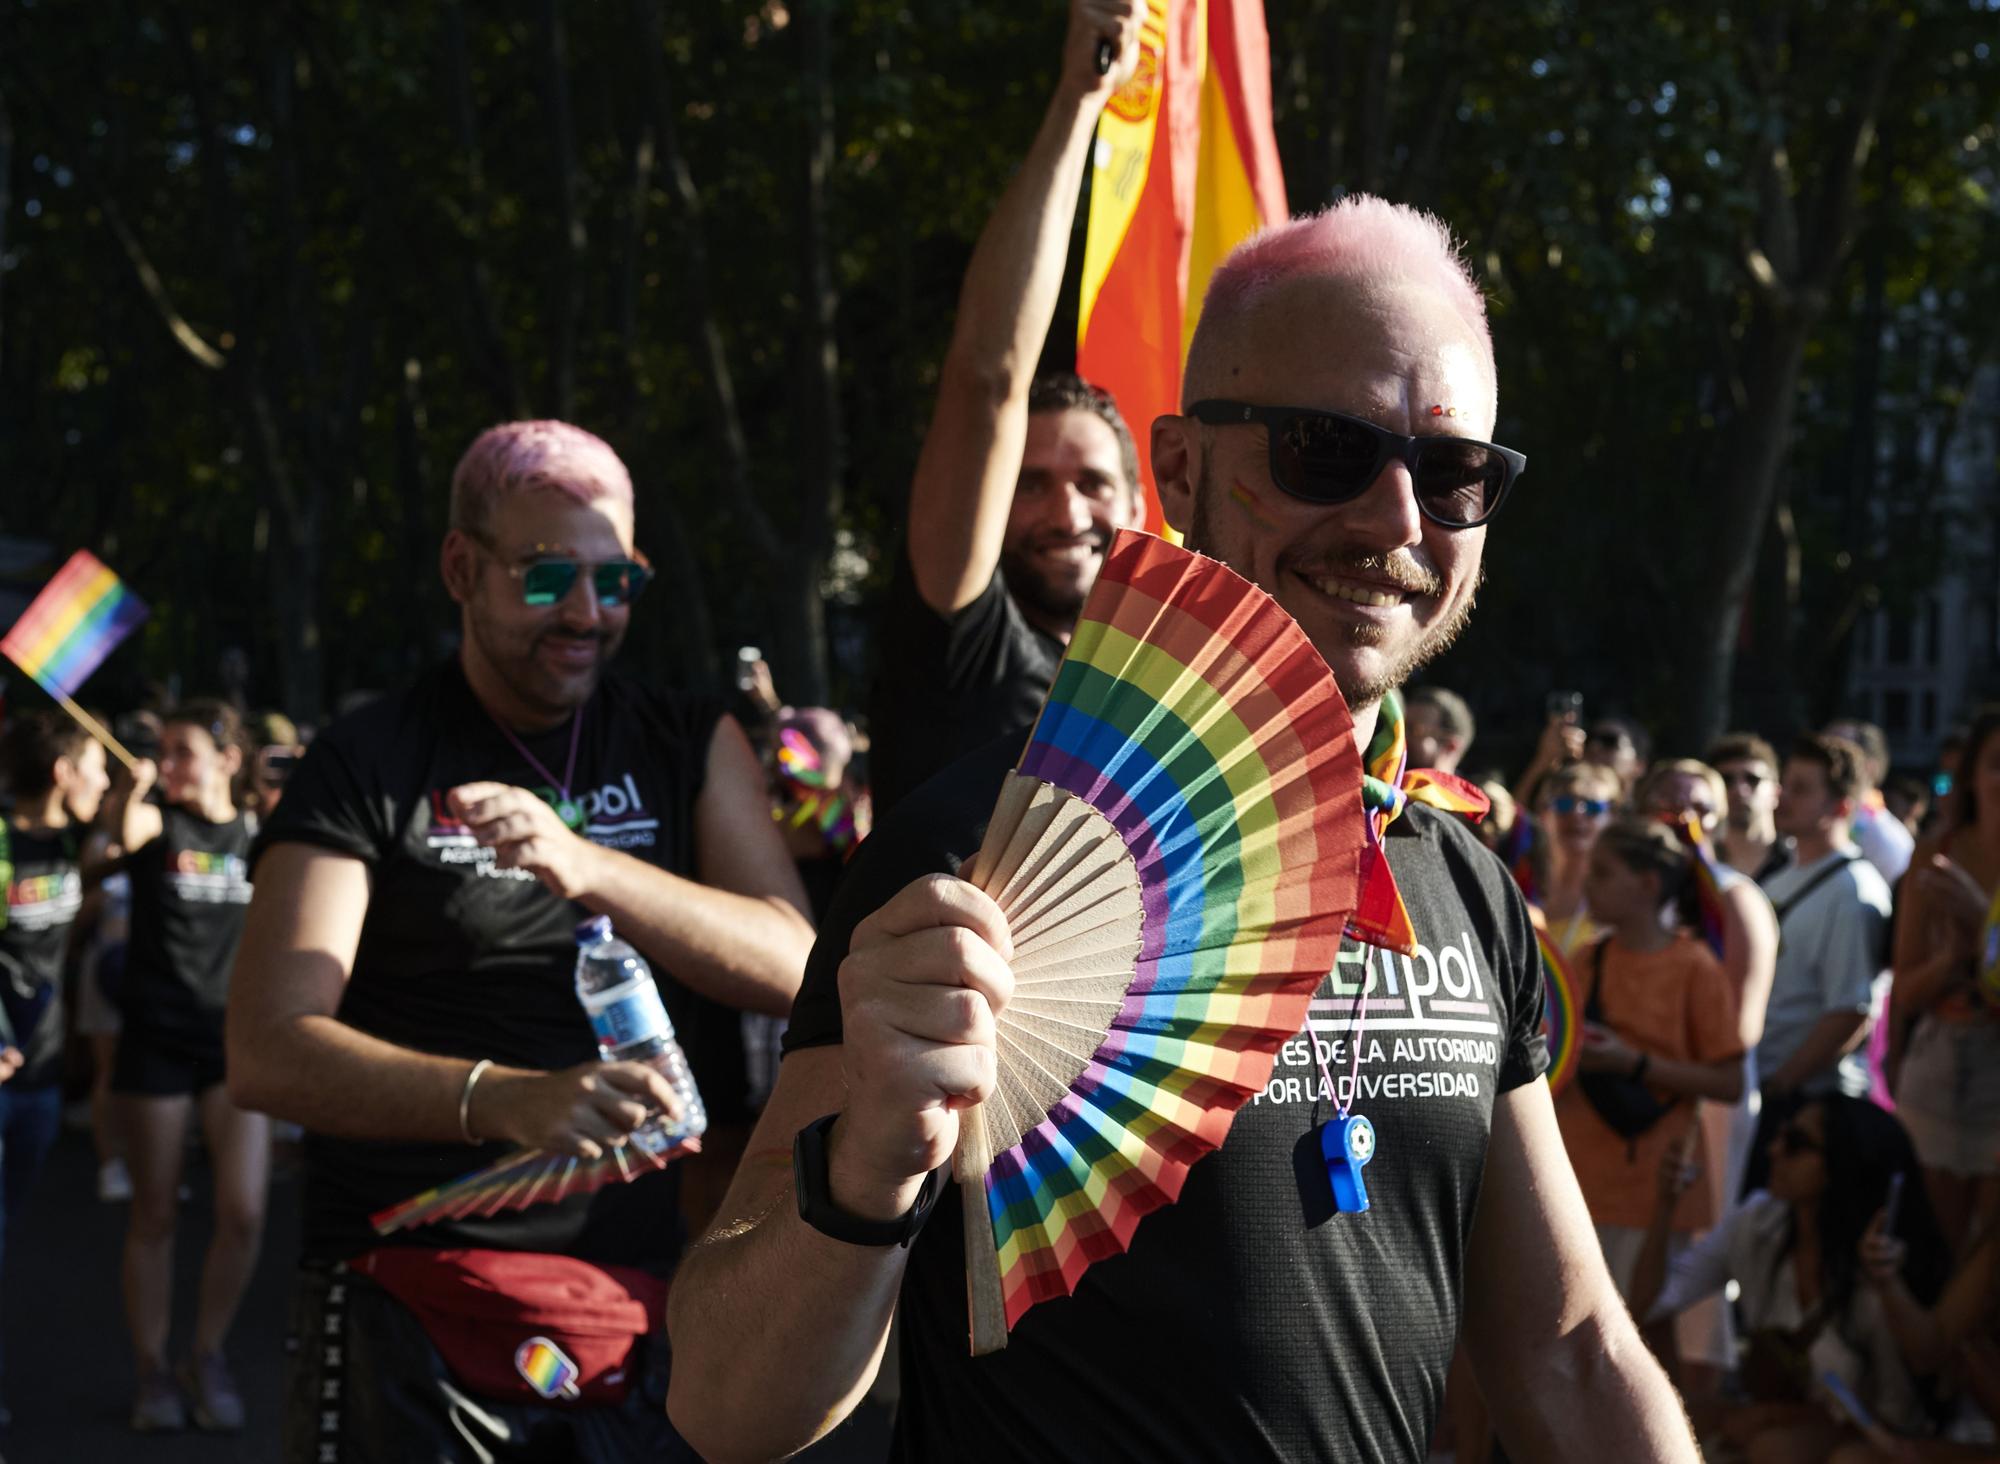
[586,981,671,1053]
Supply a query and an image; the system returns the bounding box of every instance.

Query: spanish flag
[1077,0,1289,535]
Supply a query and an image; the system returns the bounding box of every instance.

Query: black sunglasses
[1187,399,1524,528]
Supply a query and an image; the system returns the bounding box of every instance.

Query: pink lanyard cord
[491,708,583,804]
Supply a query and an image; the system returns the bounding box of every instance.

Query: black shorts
[284,1264,697,1463]
[111,1028,227,1097]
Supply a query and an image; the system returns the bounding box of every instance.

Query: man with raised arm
[227,421,814,1462]
[666,52,1699,1462]
[866,0,1147,818]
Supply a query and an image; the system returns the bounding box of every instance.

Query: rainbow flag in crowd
[0,550,148,702]
[1077,0,1289,535]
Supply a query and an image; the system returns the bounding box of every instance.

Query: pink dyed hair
[1186,196,1493,402]
[449,421,635,537]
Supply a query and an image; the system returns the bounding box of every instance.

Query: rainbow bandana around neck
[1347,689,1491,956]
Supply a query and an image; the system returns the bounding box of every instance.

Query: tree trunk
[777,0,843,708]
[536,0,584,420]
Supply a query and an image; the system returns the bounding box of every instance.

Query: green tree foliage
[1,0,1995,755]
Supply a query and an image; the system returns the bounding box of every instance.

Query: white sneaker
[98,1158,133,1202]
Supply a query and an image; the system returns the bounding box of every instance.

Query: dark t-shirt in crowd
[783,735,1549,1464]
[0,823,85,1089]
[254,658,722,1267]
[122,806,254,1057]
[867,546,1063,818]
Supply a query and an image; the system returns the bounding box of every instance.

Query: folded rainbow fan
[954,529,1366,1354]
[369,1126,698,1235]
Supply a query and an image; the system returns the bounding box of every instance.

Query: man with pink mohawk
[228,419,813,1459]
[671,196,1698,1462]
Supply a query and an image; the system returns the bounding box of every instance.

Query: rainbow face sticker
[514,1336,581,1401]
[1227,480,1283,533]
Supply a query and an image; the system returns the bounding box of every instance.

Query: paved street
[1,1127,890,1463]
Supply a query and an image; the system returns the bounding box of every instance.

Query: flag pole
[50,691,140,774]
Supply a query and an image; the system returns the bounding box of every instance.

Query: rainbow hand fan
[369,1125,699,1235]
[954,530,1365,1354]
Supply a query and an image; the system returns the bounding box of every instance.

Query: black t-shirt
[867,545,1063,818]
[0,823,84,1089]
[253,658,722,1267]
[783,735,1549,1464]
[123,807,254,1053]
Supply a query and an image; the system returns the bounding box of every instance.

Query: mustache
[1022,526,1112,554]
[536,628,612,650]
[1284,548,1445,597]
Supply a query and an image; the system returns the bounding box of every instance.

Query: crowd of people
[3,3,1998,1461]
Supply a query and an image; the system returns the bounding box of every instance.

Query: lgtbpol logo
[1252,931,1502,1110]
[425,773,659,877]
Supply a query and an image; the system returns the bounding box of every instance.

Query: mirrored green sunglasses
[472,534,654,609]
[515,554,652,608]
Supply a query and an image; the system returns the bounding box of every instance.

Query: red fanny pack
[352,1247,668,1407]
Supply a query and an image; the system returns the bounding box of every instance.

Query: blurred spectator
[1886,774,1932,841]
[1587,715,1652,796]
[1708,731,1786,881]
[1536,761,1622,957]
[0,710,112,1429]
[1556,819,1742,1316]
[1828,718,1915,885]
[1641,758,1781,1210]
[72,710,165,1203]
[246,710,304,820]
[1632,1095,1949,1454]
[1889,705,2000,1251]
[1512,704,1588,815]
[1857,1193,2000,1461]
[1756,735,1892,1112]
[1404,686,1474,776]
[105,700,264,1432]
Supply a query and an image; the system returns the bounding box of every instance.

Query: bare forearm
[1644,1054,1744,1103]
[1893,949,1967,1018]
[944,87,1099,389]
[230,1012,492,1141]
[1765,1010,1868,1094]
[578,844,811,1017]
[1629,1206,1676,1323]
[906,85,1104,606]
[669,1137,920,1462]
[1485,1309,1698,1462]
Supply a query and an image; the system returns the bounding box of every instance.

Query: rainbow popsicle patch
[514,1336,581,1400]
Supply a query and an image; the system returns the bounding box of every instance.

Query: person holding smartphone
[1632,1095,1948,1453]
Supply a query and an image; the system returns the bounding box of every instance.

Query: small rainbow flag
[0,551,148,702]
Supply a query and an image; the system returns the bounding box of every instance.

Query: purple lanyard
[491,707,583,810]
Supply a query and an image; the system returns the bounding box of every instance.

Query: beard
[1187,461,1477,709]
[467,607,619,723]
[999,525,1113,629]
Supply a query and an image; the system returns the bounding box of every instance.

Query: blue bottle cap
[573,915,614,946]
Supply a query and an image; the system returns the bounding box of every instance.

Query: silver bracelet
[458,1059,494,1143]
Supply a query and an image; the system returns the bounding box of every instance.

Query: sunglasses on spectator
[1551,795,1612,816]
[1186,400,1524,528]
[1775,1125,1823,1158]
[473,536,653,609]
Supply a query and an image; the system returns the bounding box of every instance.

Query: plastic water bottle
[572,915,706,1152]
